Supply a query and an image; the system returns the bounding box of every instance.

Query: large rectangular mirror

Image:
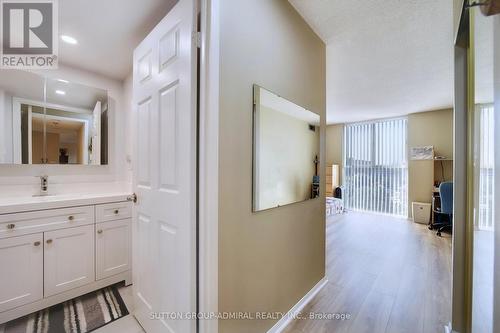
[253,85,320,212]
[0,70,108,165]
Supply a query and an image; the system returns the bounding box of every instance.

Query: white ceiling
[0,70,106,110]
[289,0,455,124]
[59,0,178,81]
[46,78,107,111]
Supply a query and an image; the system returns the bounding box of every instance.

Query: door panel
[44,225,95,297]
[0,233,43,312]
[132,1,196,332]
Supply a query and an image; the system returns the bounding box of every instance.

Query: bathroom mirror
[253,85,320,212]
[0,69,109,165]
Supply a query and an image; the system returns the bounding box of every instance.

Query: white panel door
[132,0,196,332]
[0,233,43,312]
[96,219,131,280]
[44,225,95,297]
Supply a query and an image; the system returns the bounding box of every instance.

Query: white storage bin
[412,202,432,224]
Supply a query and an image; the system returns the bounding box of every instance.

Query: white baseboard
[267,277,328,333]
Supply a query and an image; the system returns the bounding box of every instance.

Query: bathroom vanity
[0,194,133,324]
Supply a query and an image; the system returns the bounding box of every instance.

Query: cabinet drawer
[96,202,132,223]
[0,206,94,239]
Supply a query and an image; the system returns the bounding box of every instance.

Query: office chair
[433,182,453,236]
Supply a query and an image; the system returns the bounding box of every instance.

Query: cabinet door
[0,233,43,312]
[44,225,95,297]
[96,219,130,280]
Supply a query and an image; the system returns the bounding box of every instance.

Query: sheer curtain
[343,118,408,216]
[475,104,495,231]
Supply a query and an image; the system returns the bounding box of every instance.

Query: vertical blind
[343,118,408,216]
[476,104,495,231]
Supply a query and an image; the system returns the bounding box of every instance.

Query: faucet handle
[36,175,48,182]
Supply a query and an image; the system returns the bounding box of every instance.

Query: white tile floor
[94,284,145,333]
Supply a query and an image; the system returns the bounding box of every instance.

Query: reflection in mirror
[44,78,108,165]
[471,8,494,333]
[0,69,108,165]
[253,85,320,212]
[0,70,45,164]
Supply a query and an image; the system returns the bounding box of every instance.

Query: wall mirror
[253,85,320,212]
[0,69,109,165]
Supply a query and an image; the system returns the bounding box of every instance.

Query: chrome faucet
[39,175,49,196]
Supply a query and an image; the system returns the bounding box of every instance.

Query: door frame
[451,3,477,333]
[198,0,219,332]
[493,13,500,333]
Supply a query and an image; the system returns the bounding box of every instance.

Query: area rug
[1,284,129,333]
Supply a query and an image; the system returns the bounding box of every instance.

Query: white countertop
[0,192,133,215]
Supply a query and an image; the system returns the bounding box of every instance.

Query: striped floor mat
[2,285,129,333]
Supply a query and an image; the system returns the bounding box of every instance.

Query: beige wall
[218,0,326,331]
[256,105,319,211]
[408,109,454,209]
[325,124,343,182]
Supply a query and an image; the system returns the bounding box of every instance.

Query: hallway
[285,212,452,333]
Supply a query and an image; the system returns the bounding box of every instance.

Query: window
[343,118,408,216]
[476,104,494,231]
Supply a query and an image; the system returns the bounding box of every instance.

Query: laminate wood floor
[284,212,452,333]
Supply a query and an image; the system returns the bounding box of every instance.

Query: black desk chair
[431,182,453,236]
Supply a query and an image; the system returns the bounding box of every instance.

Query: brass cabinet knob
[34,241,41,246]
[46,239,53,244]
[97,229,103,234]
[114,209,119,215]
[6,223,15,230]
[68,216,75,221]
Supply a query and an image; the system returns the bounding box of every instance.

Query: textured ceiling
[289,0,454,124]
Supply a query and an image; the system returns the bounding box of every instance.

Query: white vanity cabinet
[96,203,132,280]
[0,197,132,324]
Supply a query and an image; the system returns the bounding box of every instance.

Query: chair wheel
[437,231,441,237]
[428,225,433,230]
